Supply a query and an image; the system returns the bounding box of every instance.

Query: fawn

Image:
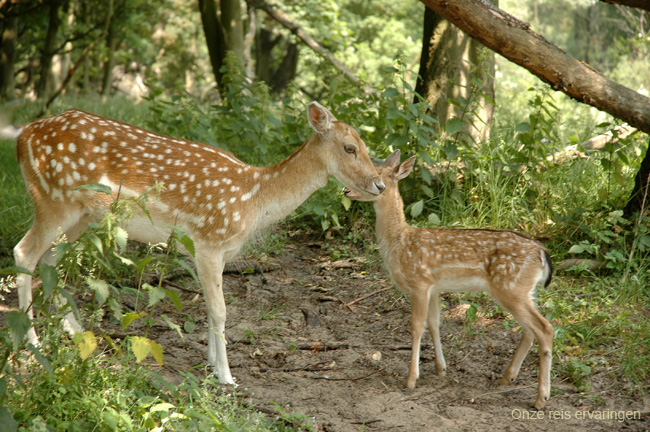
[6,102,385,385]
[346,150,554,409]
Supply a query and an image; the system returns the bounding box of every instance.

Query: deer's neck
[374,188,411,252]
[251,137,329,230]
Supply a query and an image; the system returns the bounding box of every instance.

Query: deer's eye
[344,144,356,154]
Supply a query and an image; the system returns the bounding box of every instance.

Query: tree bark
[199,0,227,87]
[415,7,495,143]
[220,0,245,63]
[0,6,17,101]
[624,140,650,217]
[36,0,65,99]
[419,0,650,135]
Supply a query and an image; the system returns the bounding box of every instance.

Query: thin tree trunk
[36,0,64,99]
[199,0,226,87]
[0,10,17,101]
[624,140,650,217]
[415,6,495,143]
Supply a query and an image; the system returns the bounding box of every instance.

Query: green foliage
[0,183,313,430]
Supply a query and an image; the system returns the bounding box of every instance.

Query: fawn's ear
[384,150,401,169]
[394,156,416,181]
[308,102,337,135]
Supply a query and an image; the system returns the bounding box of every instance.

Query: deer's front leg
[407,290,429,389]
[195,250,234,385]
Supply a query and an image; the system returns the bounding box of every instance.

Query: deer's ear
[308,102,337,135]
[394,156,416,181]
[384,150,401,168]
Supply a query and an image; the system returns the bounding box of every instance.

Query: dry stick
[622,172,650,284]
[345,287,392,308]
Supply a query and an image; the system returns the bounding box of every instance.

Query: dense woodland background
[0,0,649,430]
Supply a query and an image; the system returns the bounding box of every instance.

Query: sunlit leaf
[150,340,164,366]
[87,278,109,306]
[121,311,146,331]
[73,331,98,360]
[131,336,151,363]
[147,284,166,308]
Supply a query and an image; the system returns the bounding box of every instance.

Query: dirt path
[3,232,648,431]
[149,233,648,432]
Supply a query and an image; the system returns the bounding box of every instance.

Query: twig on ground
[345,287,392,308]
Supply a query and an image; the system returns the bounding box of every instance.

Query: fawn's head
[307,102,385,196]
[345,150,415,202]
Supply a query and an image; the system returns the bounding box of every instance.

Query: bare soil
[4,231,650,431]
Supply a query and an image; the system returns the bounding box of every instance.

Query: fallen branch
[345,287,392,308]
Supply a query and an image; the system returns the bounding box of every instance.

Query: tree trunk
[624,140,650,217]
[36,0,65,99]
[0,8,17,101]
[220,0,245,63]
[101,23,118,95]
[199,0,227,87]
[199,0,246,89]
[415,8,495,143]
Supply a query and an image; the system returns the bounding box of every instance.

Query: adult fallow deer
[6,102,385,385]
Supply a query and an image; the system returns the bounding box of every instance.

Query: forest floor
[5,230,650,431]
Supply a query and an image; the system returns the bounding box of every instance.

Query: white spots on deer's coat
[241,183,260,202]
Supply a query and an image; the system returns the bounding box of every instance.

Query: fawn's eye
[344,144,356,154]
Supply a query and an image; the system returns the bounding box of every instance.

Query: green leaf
[175,259,198,281]
[75,182,112,195]
[150,340,164,366]
[428,213,441,225]
[73,331,98,360]
[0,266,32,276]
[445,117,464,136]
[410,200,424,218]
[87,278,110,306]
[121,311,146,331]
[0,407,17,432]
[382,87,400,98]
[39,263,58,300]
[88,233,104,255]
[162,315,183,339]
[179,235,195,257]
[147,284,166,308]
[7,310,31,350]
[516,122,531,133]
[568,245,585,254]
[341,195,352,211]
[165,289,182,312]
[184,316,196,334]
[131,336,151,363]
[27,344,53,379]
[115,226,128,251]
